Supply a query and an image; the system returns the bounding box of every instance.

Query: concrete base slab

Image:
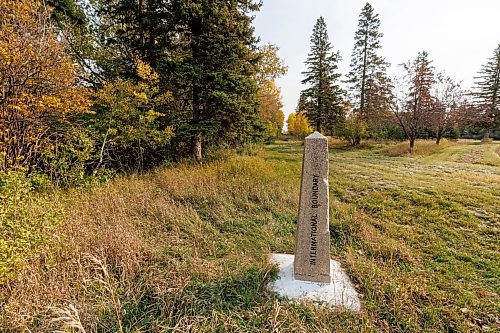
[268,253,361,312]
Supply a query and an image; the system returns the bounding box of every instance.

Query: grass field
[1,140,499,332]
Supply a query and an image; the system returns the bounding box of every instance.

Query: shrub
[338,115,367,146]
[38,126,96,187]
[0,171,62,283]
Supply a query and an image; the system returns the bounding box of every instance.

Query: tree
[300,17,344,133]
[287,112,313,138]
[346,2,392,145]
[257,81,285,139]
[56,0,173,87]
[255,44,287,140]
[47,0,87,27]
[431,73,463,144]
[93,58,174,171]
[169,0,261,162]
[339,113,367,147]
[255,44,287,87]
[0,0,90,171]
[473,44,500,139]
[394,51,435,153]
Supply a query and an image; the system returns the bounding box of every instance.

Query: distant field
[2,140,499,332]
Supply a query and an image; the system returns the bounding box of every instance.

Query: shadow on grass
[109,266,279,331]
[171,267,277,316]
[263,156,302,163]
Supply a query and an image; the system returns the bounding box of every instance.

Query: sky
[252,0,500,121]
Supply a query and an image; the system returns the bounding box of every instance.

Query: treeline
[0,0,286,185]
[290,3,499,151]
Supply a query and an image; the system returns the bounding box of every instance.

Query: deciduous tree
[257,81,285,139]
[287,112,313,138]
[255,44,287,139]
[394,51,435,153]
[93,58,173,171]
[0,0,90,171]
[431,73,463,144]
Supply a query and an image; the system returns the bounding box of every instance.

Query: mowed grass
[1,140,499,332]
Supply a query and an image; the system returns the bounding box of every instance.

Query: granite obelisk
[293,131,331,283]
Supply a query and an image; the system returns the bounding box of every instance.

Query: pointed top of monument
[306,131,326,140]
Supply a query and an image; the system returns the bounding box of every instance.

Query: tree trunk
[482,129,490,140]
[436,132,442,145]
[192,132,203,164]
[409,138,415,153]
[190,17,203,163]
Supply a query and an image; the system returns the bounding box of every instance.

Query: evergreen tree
[87,0,171,81]
[169,0,261,162]
[473,44,500,139]
[47,0,87,26]
[300,17,344,133]
[346,2,392,144]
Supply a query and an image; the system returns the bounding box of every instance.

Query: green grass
[1,140,499,332]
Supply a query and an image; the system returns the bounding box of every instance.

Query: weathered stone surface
[293,131,331,283]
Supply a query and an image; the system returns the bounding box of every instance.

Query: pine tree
[47,0,87,26]
[170,0,261,162]
[300,17,344,133]
[473,44,500,139]
[346,2,392,144]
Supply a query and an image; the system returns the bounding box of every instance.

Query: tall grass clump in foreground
[1,141,499,332]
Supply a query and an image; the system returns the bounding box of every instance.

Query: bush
[0,171,62,283]
[38,126,96,187]
[338,115,367,146]
[444,128,459,140]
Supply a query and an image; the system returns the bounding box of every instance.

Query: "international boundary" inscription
[309,175,320,265]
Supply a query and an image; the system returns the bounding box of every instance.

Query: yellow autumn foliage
[287,111,313,137]
[0,0,91,170]
[257,80,285,138]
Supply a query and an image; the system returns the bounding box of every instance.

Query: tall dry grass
[2,156,299,331]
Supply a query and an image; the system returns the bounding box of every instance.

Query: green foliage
[444,128,460,140]
[346,2,393,134]
[338,114,367,146]
[473,44,500,137]
[47,0,87,26]
[300,17,345,133]
[370,126,405,140]
[93,59,174,171]
[0,170,61,283]
[167,0,262,160]
[38,125,96,186]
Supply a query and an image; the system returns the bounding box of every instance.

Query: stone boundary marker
[268,131,361,311]
[294,131,331,283]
